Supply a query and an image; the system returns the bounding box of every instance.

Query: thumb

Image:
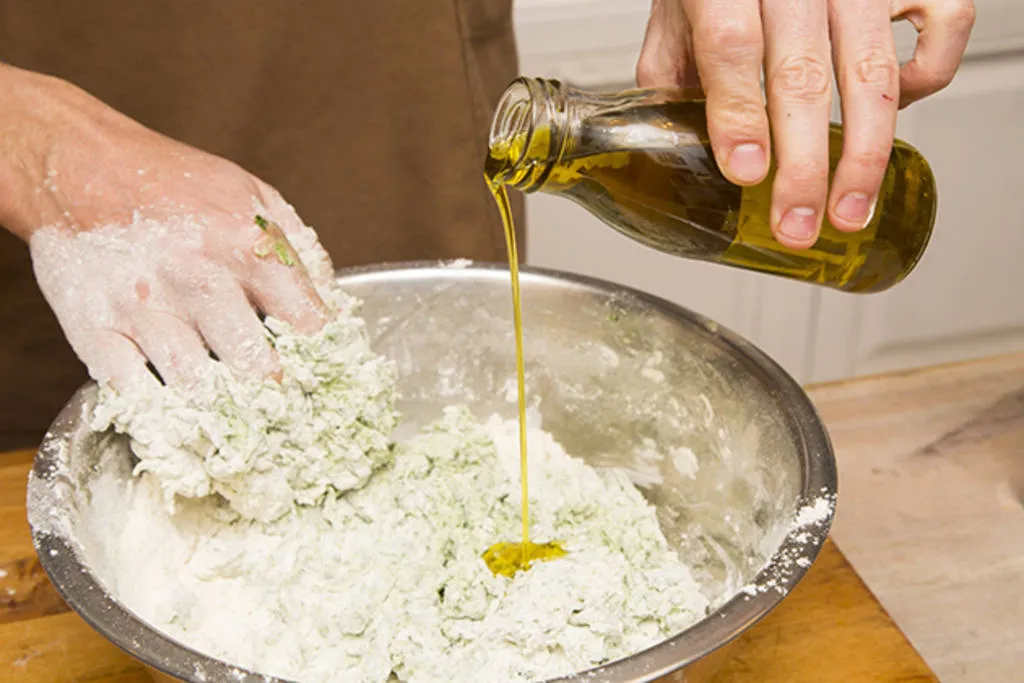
[636,0,700,89]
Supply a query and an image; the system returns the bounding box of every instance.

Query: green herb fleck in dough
[274,242,296,267]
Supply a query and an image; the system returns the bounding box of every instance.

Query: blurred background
[514,0,1024,384]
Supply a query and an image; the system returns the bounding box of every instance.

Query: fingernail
[835,192,874,226]
[778,207,819,243]
[727,144,767,184]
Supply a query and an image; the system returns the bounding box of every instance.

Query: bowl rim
[28,260,836,683]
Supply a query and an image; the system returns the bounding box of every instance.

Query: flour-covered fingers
[247,215,331,334]
[72,329,161,392]
[253,180,337,294]
[129,310,212,387]
[183,271,280,379]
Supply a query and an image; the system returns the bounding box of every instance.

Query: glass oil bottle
[485,77,938,293]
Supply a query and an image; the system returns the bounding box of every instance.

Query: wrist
[0,65,86,241]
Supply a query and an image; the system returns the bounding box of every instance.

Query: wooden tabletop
[0,354,970,682]
[808,351,1024,680]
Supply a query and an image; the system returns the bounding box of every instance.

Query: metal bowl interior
[27,261,836,683]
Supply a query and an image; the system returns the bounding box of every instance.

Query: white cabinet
[514,0,1024,384]
[524,195,820,381]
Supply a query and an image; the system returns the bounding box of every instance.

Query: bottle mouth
[486,77,565,190]
[486,79,536,183]
[489,82,533,157]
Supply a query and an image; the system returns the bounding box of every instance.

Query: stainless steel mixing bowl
[27,261,836,683]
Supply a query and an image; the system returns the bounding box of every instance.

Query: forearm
[0,63,53,241]
[0,63,115,242]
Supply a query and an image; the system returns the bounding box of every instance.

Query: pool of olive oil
[480,178,567,579]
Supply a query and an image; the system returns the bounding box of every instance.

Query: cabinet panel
[524,195,818,382]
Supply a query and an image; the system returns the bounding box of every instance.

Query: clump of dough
[91,229,399,522]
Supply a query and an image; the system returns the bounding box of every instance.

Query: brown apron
[0,0,524,450]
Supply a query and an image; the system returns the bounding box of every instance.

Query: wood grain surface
[810,352,1024,682]
[0,349,959,683]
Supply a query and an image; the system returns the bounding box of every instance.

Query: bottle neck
[485,77,573,193]
[486,79,711,193]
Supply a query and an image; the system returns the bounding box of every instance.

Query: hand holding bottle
[636,0,975,249]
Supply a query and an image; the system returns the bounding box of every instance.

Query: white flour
[105,409,709,682]
[90,240,713,682]
[741,488,836,598]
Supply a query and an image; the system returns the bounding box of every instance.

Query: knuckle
[779,163,830,193]
[708,98,767,137]
[771,55,831,103]
[190,274,218,299]
[257,181,284,205]
[939,0,976,30]
[695,13,762,63]
[913,64,957,94]
[848,147,892,176]
[134,278,152,303]
[635,58,655,85]
[933,70,957,90]
[169,261,222,298]
[848,48,899,91]
[636,54,671,86]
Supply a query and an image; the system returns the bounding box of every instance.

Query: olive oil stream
[480,179,567,579]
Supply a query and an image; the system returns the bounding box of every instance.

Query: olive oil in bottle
[484,77,938,293]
